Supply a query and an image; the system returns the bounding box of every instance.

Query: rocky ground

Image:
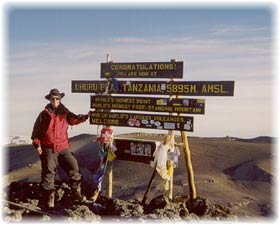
[3,133,275,222]
[3,181,236,222]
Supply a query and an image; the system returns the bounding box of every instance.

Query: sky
[2,2,277,139]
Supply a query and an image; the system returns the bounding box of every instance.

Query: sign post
[181,130,196,200]
[72,58,235,202]
[167,59,176,200]
[105,54,113,199]
[106,150,113,198]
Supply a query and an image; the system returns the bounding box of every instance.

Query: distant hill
[4,136,32,146]
[69,133,93,142]
[4,133,276,146]
[119,132,277,144]
[233,136,277,144]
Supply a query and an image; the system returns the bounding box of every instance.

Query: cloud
[111,37,147,44]
[209,26,269,36]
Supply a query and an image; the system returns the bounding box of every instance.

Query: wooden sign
[89,111,194,131]
[113,138,160,164]
[91,95,205,114]
[100,61,183,78]
[72,80,234,96]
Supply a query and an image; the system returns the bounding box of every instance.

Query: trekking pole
[141,162,157,205]
[3,199,52,216]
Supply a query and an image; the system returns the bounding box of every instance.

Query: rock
[259,203,272,216]
[64,205,100,221]
[94,196,115,215]
[41,214,51,222]
[186,197,208,216]
[205,203,236,220]
[146,195,169,213]
[186,213,200,220]
[177,202,189,218]
[4,209,23,222]
[112,199,144,217]
[145,195,189,220]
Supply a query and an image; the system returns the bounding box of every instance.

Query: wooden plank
[91,95,205,114]
[72,80,234,96]
[89,111,194,132]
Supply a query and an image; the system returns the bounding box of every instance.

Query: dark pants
[39,148,82,191]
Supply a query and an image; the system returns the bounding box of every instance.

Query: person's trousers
[39,148,82,191]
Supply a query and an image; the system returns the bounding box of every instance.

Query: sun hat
[45,88,65,100]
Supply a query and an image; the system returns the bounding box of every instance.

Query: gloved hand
[77,114,89,120]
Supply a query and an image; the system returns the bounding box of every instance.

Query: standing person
[31,88,89,208]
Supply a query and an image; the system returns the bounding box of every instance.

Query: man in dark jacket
[31,88,89,208]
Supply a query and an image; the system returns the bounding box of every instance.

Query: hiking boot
[71,181,86,203]
[48,191,55,208]
[40,189,55,209]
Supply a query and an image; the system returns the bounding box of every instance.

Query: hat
[45,88,65,100]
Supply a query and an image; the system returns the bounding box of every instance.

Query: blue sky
[8,8,272,42]
[5,5,276,138]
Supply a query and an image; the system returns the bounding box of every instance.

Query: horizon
[4,132,278,146]
[3,5,276,139]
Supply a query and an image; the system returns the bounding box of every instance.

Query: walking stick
[141,163,157,205]
[3,199,52,216]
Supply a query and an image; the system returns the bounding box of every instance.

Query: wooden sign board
[100,61,183,78]
[91,95,205,114]
[89,111,194,131]
[72,80,234,96]
[113,138,161,164]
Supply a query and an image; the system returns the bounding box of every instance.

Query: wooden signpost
[181,130,196,199]
[104,54,113,198]
[71,59,235,202]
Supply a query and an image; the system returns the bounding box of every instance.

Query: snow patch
[3,136,32,145]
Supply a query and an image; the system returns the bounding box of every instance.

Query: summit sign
[101,61,183,78]
[72,59,235,132]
